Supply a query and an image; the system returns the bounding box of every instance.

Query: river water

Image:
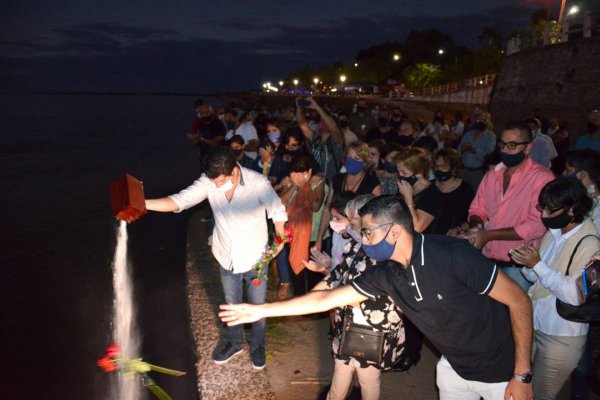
[0,93,225,399]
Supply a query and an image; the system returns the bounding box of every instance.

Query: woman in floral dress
[305,194,405,400]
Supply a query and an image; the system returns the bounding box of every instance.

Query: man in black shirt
[219,195,534,400]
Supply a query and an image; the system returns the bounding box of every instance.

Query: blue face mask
[268,130,281,144]
[345,157,366,175]
[361,226,395,261]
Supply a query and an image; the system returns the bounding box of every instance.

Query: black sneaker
[251,346,266,370]
[213,343,243,365]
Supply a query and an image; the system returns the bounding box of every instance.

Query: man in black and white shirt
[220,195,534,400]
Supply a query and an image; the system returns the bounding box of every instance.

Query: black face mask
[587,121,599,134]
[434,169,453,182]
[378,117,389,127]
[357,106,367,114]
[202,115,213,123]
[500,151,526,168]
[232,149,244,157]
[541,210,572,230]
[286,149,304,158]
[381,160,397,174]
[339,120,349,128]
[396,135,414,147]
[398,175,418,186]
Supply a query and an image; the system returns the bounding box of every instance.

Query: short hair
[331,191,356,215]
[345,194,374,218]
[228,134,245,147]
[433,148,463,178]
[503,121,531,142]
[380,142,403,160]
[566,149,600,186]
[538,177,593,224]
[396,148,431,177]
[358,195,413,230]
[413,136,438,154]
[347,141,375,171]
[367,139,386,154]
[204,147,237,179]
[400,119,419,133]
[289,154,312,173]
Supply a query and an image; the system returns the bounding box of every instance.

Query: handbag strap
[565,235,600,276]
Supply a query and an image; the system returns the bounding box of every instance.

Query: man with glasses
[220,195,535,400]
[449,122,554,291]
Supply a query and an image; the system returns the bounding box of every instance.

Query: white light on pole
[313,77,319,85]
[279,81,284,87]
[568,5,580,15]
[354,62,358,67]
[393,54,400,61]
[438,49,444,55]
[339,75,346,83]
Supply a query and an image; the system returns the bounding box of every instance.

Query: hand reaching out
[219,303,262,326]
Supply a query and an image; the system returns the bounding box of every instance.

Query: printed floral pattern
[324,240,405,370]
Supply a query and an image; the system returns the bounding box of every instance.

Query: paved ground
[185,205,600,400]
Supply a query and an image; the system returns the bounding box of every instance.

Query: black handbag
[555,235,600,323]
[338,307,385,364]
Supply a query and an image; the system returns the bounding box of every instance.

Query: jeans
[219,265,267,351]
[500,264,533,292]
[275,244,291,284]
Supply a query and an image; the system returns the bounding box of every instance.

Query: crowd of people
[151,97,600,400]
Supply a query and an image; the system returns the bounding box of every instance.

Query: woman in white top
[510,177,600,400]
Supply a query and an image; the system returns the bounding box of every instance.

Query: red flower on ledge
[251,227,294,286]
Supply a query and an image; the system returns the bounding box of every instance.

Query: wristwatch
[514,371,533,383]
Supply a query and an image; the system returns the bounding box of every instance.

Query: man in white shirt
[145,147,288,370]
[232,112,259,159]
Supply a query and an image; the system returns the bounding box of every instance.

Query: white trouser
[436,357,509,400]
[327,358,381,400]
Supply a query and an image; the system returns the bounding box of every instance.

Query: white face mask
[216,179,234,192]
[329,220,348,233]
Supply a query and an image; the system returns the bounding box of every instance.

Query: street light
[393,54,400,61]
[279,81,284,87]
[568,5,579,15]
[339,75,346,83]
[313,77,319,85]
[354,62,358,67]
[438,49,444,55]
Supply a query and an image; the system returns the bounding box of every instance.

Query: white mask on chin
[217,179,234,192]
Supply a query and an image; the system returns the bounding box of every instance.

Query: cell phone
[297,98,311,108]
[582,259,600,297]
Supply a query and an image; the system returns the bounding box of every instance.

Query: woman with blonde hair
[314,140,382,251]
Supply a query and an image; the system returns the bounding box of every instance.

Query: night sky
[0,0,585,93]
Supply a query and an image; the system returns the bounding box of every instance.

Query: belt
[495,261,521,268]
[463,166,483,171]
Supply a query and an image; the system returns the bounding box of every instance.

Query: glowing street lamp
[279,81,284,87]
[438,49,445,55]
[313,77,319,85]
[568,5,580,15]
[354,62,358,67]
[339,75,346,83]
[393,54,400,61]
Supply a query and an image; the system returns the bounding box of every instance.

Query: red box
[110,174,146,222]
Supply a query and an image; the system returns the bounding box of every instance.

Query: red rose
[284,226,293,236]
[106,343,120,358]
[97,357,118,372]
[274,236,283,244]
[251,278,262,287]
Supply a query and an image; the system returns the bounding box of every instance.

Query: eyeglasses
[536,204,563,214]
[497,140,530,150]
[360,223,392,240]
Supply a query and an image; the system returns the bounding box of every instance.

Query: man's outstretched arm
[219,285,368,325]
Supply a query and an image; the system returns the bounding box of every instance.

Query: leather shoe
[390,353,421,372]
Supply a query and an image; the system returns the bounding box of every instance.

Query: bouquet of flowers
[251,226,293,287]
[97,344,185,400]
